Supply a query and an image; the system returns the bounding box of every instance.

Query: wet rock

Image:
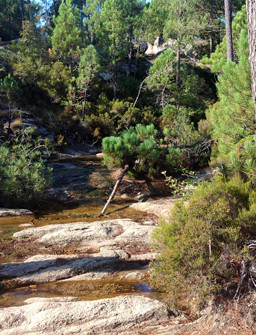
[45,188,72,202]
[0,295,169,335]
[0,208,33,217]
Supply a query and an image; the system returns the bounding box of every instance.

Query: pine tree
[210,27,254,157]
[163,0,208,84]
[83,0,105,44]
[143,0,169,43]
[12,20,48,85]
[202,5,248,72]
[0,0,22,41]
[246,0,256,122]
[146,49,176,108]
[100,0,129,98]
[51,0,83,72]
[75,45,100,120]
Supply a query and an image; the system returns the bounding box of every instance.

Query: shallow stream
[0,154,161,308]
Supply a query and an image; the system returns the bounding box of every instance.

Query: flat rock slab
[130,198,181,219]
[1,219,156,284]
[0,295,169,335]
[0,208,33,217]
[13,219,155,246]
[0,250,129,284]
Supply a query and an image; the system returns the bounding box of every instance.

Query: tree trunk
[27,0,32,21]
[100,165,129,216]
[224,0,234,61]
[176,46,180,86]
[19,0,25,25]
[209,31,214,54]
[82,90,87,121]
[246,0,256,122]
[127,46,132,77]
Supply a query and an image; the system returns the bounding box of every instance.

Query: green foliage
[12,20,48,83]
[0,128,52,207]
[163,0,208,47]
[52,0,83,70]
[201,5,248,72]
[73,45,100,119]
[147,50,212,115]
[0,74,19,102]
[0,0,22,41]
[161,105,200,146]
[151,176,256,311]
[101,0,129,66]
[103,124,174,176]
[146,49,176,107]
[85,95,157,141]
[84,0,105,44]
[38,61,72,103]
[209,28,255,159]
[162,168,197,196]
[215,134,256,180]
[143,0,169,43]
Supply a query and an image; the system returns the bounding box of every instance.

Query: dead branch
[100,164,129,216]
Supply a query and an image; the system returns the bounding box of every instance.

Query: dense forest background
[1,0,256,314]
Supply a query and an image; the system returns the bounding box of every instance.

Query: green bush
[102,123,179,177]
[0,128,52,207]
[151,176,256,312]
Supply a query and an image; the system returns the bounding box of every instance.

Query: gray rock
[0,219,156,284]
[0,295,169,335]
[130,198,180,219]
[0,208,33,217]
[0,250,129,284]
[13,219,155,246]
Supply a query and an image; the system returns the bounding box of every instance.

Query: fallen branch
[100,164,129,216]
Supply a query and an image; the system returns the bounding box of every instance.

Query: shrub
[102,123,177,177]
[150,176,256,312]
[0,128,52,207]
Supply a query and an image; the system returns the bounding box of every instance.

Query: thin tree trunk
[176,46,180,85]
[100,165,129,216]
[133,77,147,107]
[246,0,256,122]
[27,0,32,21]
[19,0,25,25]
[209,31,214,54]
[82,90,87,121]
[127,46,132,77]
[7,101,12,138]
[224,0,234,61]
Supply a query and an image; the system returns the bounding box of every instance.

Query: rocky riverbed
[0,153,255,335]
[1,198,256,335]
[0,198,176,335]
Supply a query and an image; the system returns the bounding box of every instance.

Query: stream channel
[0,153,164,308]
